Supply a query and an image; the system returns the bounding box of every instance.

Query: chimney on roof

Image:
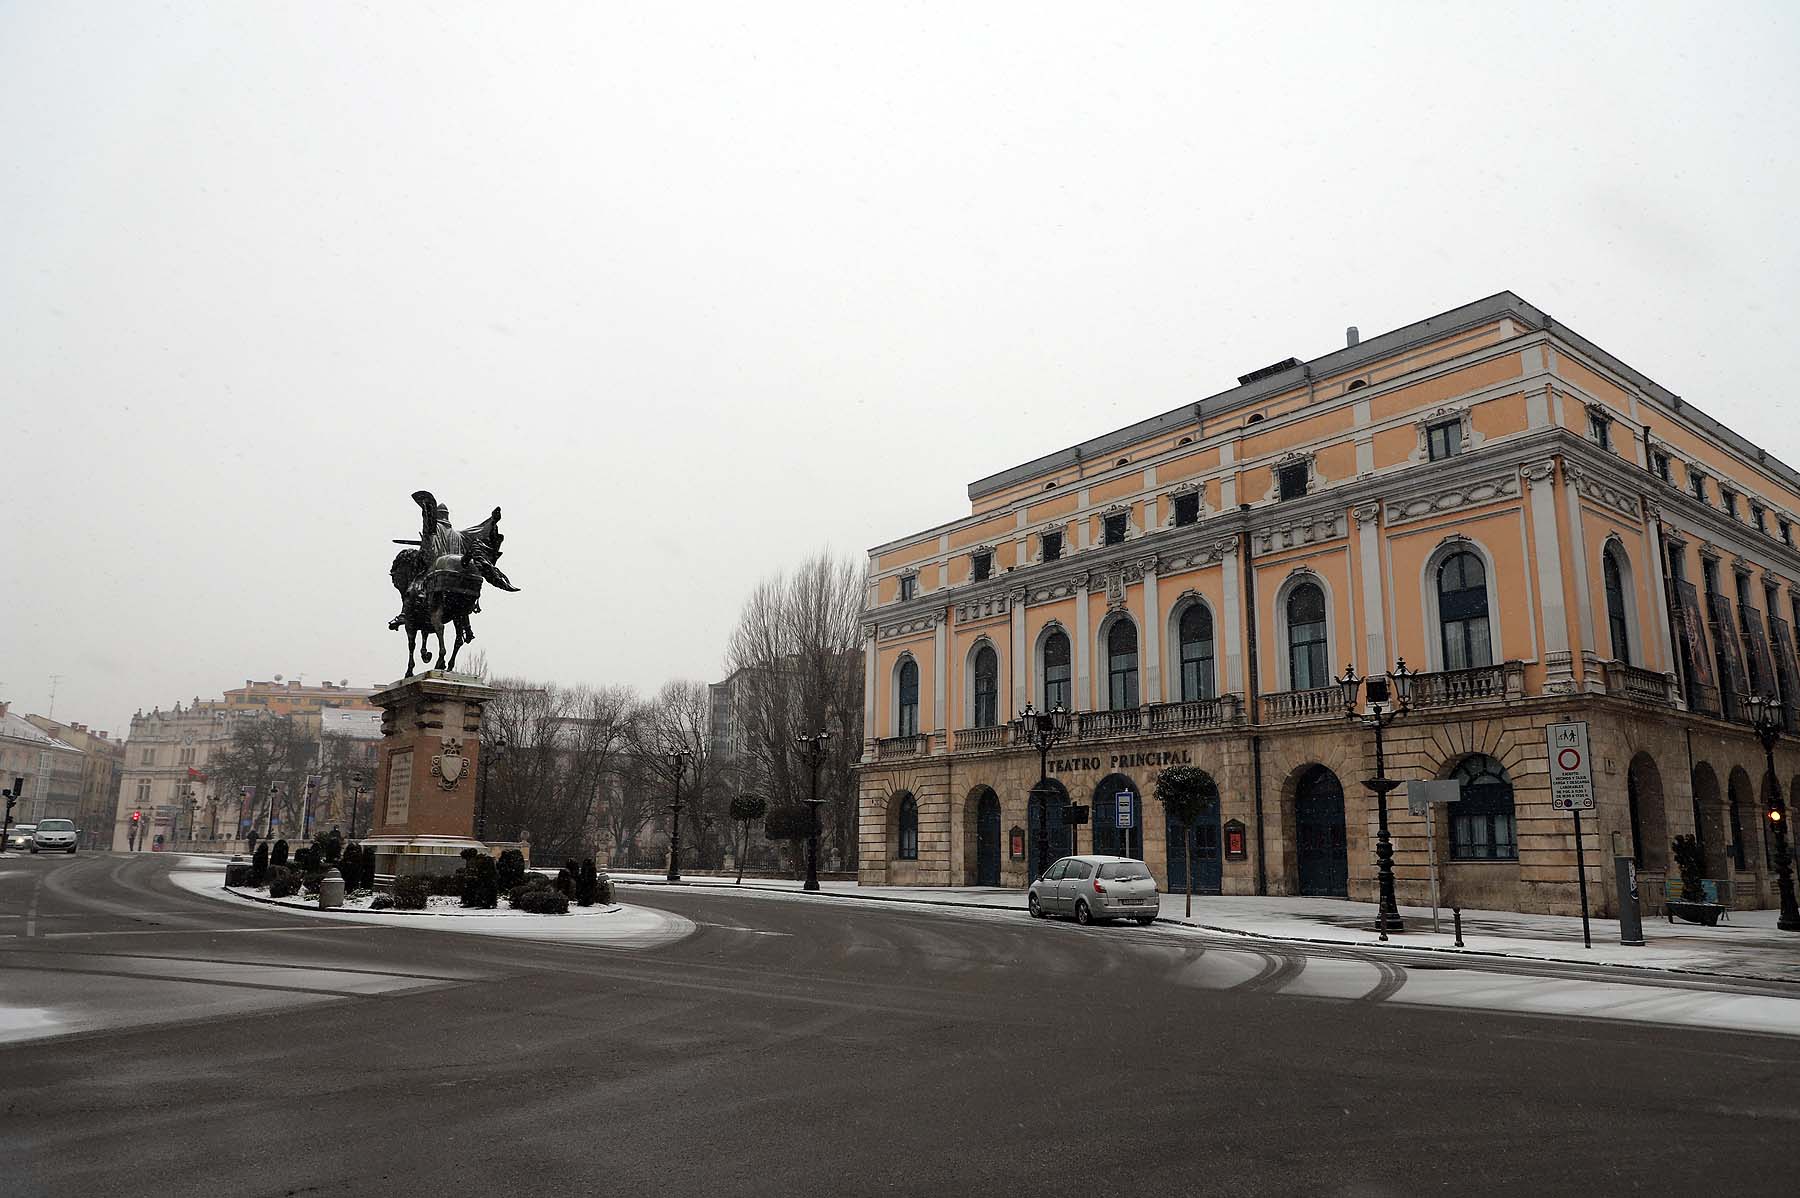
[1346,326,1360,348]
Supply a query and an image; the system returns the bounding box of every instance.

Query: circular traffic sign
[1558,747,1582,772]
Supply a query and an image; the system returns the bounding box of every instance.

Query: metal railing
[1261,686,1343,724]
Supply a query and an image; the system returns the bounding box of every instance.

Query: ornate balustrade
[1147,695,1243,734]
[1602,661,1678,708]
[1410,661,1525,709]
[1073,708,1144,739]
[953,724,1012,753]
[1261,686,1343,724]
[872,734,929,761]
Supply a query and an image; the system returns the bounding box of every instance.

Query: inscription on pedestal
[387,750,414,825]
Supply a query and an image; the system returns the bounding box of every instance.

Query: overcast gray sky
[5,2,1798,735]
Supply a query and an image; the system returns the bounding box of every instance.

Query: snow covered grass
[228,883,621,917]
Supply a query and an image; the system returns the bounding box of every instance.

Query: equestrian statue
[389,490,520,676]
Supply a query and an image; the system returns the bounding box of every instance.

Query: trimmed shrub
[370,894,395,911]
[496,848,525,892]
[576,859,599,907]
[319,829,343,864]
[507,874,555,908]
[596,872,614,905]
[555,867,575,898]
[427,870,465,897]
[514,887,568,915]
[268,866,300,899]
[394,874,429,910]
[294,846,319,873]
[272,839,290,869]
[461,854,499,909]
[251,842,270,885]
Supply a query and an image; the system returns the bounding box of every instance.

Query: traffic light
[131,810,142,825]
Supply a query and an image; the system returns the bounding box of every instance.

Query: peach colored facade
[856,291,1797,917]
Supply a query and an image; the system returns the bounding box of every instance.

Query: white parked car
[1028,855,1160,925]
[32,818,77,853]
[5,824,36,852]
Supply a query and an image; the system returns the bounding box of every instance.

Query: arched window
[972,645,999,728]
[896,794,919,860]
[1042,630,1071,711]
[896,659,919,738]
[1107,618,1140,710]
[1178,604,1215,701]
[1438,551,1493,670]
[1450,755,1517,860]
[1286,583,1328,689]
[1604,544,1632,664]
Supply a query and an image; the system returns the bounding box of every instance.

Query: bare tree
[208,714,315,840]
[724,550,866,871]
[631,679,730,871]
[482,678,634,861]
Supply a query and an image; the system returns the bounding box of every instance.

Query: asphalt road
[2,852,1797,1197]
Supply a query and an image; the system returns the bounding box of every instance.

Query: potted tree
[1156,765,1214,919]
[1668,833,1726,926]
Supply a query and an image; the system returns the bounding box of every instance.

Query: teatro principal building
[855,292,1796,917]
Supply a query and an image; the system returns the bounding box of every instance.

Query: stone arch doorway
[1091,773,1144,859]
[1727,767,1756,874]
[1627,753,1668,870]
[966,786,1002,886]
[1690,763,1728,879]
[1027,779,1071,880]
[1164,770,1222,894]
[1294,765,1348,897]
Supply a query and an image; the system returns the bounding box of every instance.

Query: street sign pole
[1547,721,1596,949]
[1427,801,1439,934]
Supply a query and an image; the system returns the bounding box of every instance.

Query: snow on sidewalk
[609,871,1800,984]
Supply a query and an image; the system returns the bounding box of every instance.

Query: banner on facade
[1670,579,1716,692]
[1740,603,1777,697]
[1705,589,1749,702]
[1772,616,1800,711]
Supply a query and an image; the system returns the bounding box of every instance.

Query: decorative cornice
[954,592,1012,623]
[1565,462,1641,519]
[1251,512,1345,556]
[877,613,940,640]
[1158,538,1235,573]
[1383,470,1519,527]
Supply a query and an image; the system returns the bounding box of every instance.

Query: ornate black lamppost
[476,730,506,842]
[1011,703,1072,875]
[347,772,365,840]
[798,730,831,892]
[1744,693,1800,932]
[1338,660,1415,935]
[666,748,690,883]
[263,781,281,840]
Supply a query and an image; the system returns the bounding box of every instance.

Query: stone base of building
[856,691,1794,920]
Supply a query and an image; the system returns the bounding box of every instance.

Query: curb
[614,877,1798,988]
[220,884,622,919]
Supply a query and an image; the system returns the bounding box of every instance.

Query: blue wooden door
[976,793,1002,885]
[1164,796,1221,894]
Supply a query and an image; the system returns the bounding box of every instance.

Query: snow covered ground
[172,859,695,949]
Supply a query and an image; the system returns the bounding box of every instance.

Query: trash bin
[319,867,345,909]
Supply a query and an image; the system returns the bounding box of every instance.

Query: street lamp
[476,729,507,842]
[1744,693,1800,932]
[1339,660,1415,935]
[1011,703,1072,875]
[666,747,691,883]
[797,730,831,892]
[263,781,280,840]
[348,772,365,840]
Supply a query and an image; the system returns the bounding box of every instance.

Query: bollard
[319,867,345,909]
[224,855,251,888]
[1452,906,1464,948]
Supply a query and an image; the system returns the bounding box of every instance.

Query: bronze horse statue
[389,490,519,676]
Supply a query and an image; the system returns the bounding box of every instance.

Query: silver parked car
[1028,855,1160,926]
[4,824,36,852]
[32,818,77,853]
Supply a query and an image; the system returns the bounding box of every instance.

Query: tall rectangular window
[1782,520,1792,547]
[1103,513,1128,545]
[140,748,155,765]
[971,551,992,582]
[1753,504,1767,533]
[1653,452,1671,482]
[1172,492,1200,527]
[1689,470,1707,502]
[898,574,917,601]
[1588,411,1613,450]
[1723,490,1740,519]
[1277,463,1308,501]
[1426,420,1462,461]
[1041,530,1063,562]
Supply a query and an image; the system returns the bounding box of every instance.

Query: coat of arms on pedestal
[432,737,468,790]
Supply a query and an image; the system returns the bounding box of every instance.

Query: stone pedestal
[361,670,499,879]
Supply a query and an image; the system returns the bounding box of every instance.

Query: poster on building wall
[1742,605,1778,696]
[1671,579,1716,691]
[1705,589,1749,702]
[1772,616,1800,708]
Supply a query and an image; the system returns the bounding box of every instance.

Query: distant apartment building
[25,715,124,849]
[0,703,84,828]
